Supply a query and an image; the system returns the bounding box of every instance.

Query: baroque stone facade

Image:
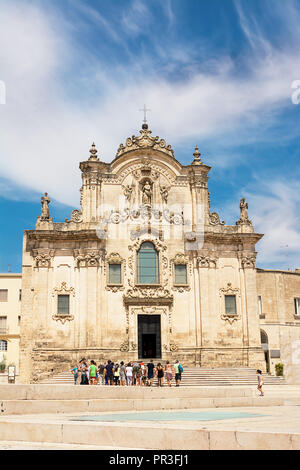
[19,123,299,383]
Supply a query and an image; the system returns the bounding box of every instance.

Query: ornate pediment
[116,125,174,159]
[123,286,173,305]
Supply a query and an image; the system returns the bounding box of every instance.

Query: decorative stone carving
[170,341,179,352]
[116,125,174,159]
[88,142,99,161]
[106,252,123,265]
[123,287,173,305]
[141,180,152,205]
[33,249,55,268]
[70,209,83,223]
[74,249,103,268]
[172,285,191,293]
[52,281,75,297]
[160,186,169,204]
[192,146,202,165]
[197,255,218,268]
[40,193,50,220]
[122,184,134,202]
[236,198,252,226]
[241,255,257,269]
[52,314,74,324]
[120,340,129,352]
[209,212,225,226]
[171,253,189,265]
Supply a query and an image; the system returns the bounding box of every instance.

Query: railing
[0,327,8,335]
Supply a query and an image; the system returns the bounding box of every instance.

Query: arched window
[0,340,7,351]
[260,330,268,345]
[137,242,159,285]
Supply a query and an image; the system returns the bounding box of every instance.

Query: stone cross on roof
[139,104,151,125]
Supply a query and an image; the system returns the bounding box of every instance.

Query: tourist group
[72,359,184,387]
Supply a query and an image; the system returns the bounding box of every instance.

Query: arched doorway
[260,330,270,373]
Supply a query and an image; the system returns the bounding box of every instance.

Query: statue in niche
[123,184,134,202]
[41,193,50,219]
[160,186,168,204]
[142,180,152,205]
[239,197,249,222]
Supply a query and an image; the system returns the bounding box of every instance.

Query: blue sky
[0,0,300,272]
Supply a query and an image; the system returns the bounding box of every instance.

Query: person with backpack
[71,364,78,385]
[164,361,174,387]
[174,360,183,387]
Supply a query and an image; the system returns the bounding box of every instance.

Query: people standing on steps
[164,361,174,387]
[120,361,126,386]
[89,360,97,385]
[257,369,264,396]
[71,364,78,385]
[156,363,164,386]
[67,358,185,386]
[105,360,114,386]
[80,360,89,385]
[126,362,133,386]
[146,359,155,386]
[98,363,105,385]
[174,360,183,387]
[113,363,120,385]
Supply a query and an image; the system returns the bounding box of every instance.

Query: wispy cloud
[0,0,300,273]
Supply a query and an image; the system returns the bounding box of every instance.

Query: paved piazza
[1,404,300,450]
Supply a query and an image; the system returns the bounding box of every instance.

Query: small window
[19,289,22,301]
[18,316,21,326]
[108,264,122,285]
[295,298,300,316]
[174,264,187,285]
[258,296,262,315]
[0,316,7,334]
[57,295,70,315]
[0,290,8,302]
[0,340,7,351]
[225,295,237,315]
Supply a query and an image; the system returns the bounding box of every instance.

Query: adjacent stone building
[19,124,300,383]
[0,273,21,380]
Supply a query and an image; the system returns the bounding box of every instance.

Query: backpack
[178,364,183,373]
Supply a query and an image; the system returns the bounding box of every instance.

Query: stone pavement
[0,384,300,449]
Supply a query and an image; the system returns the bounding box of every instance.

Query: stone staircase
[40,367,285,386]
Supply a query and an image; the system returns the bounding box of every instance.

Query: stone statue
[142,180,152,205]
[160,186,168,204]
[240,198,249,222]
[123,184,134,202]
[41,193,50,219]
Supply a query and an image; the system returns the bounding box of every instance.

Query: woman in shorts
[164,361,173,387]
[156,363,164,387]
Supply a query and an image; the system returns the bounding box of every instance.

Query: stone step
[1,416,300,450]
[40,368,285,386]
[0,396,286,415]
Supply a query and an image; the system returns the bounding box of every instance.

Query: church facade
[19,124,300,383]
